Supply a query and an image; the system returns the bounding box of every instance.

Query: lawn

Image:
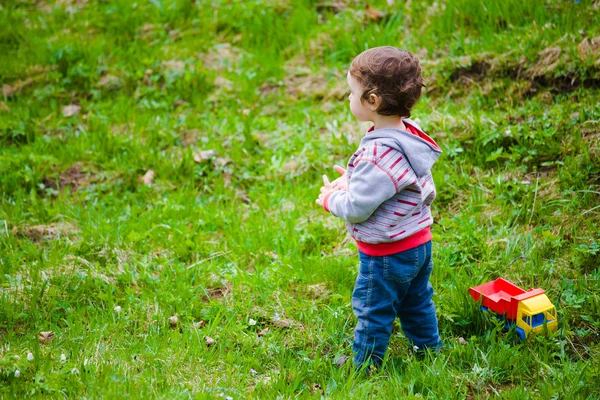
[1,0,599,398]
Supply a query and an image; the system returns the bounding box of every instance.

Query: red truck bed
[469,278,545,320]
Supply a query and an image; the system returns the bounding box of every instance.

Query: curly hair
[349,46,424,118]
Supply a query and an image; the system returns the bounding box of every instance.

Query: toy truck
[469,278,558,340]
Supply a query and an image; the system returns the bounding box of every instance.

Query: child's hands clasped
[329,165,347,191]
[316,165,347,207]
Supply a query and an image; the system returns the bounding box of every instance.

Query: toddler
[316,46,442,368]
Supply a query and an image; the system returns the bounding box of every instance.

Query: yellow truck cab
[516,293,558,339]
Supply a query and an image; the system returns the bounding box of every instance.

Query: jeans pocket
[383,247,420,283]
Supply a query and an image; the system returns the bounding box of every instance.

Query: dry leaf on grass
[335,354,350,367]
[365,4,386,22]
[194,320,206,329]
[38,331,55,344]
[193,150,232,169]
[141,169,154,186]
[97,74,121,90]
[459,337,468,345]
[205,336,216,346]
[193,150,217,163]
[62,104,81,117]
[168,315,178,328]
[257,327,269,337]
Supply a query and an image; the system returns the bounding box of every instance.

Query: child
[316,46,442,368]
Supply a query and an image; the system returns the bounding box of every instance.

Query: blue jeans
[352,241,441,367]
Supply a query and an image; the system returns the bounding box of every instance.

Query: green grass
[1,0,600,398]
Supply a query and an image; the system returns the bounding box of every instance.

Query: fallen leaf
[38,331,55,344]
[264,251,279,261]
[205,336,216,346]
[335,354,349,367]
[168,315,178,328]
[62,104,81,117]
[459,337,467,346]
[141,169,154,186]
[365,4,386,22]
[193,150,217,163]
[97,74,121,90]
[194,320,206,329]
[257,327,269,337]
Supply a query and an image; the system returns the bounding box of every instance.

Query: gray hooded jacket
[324,119,442,245]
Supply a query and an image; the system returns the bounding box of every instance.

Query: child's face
[347,72,374,122]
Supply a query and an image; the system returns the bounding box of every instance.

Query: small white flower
[60,354,67,362]
[413,345,420,351]
[114,305,121,313]
[84,358,89,366]
[250,368,258,375]
[248,318,257,326]
[27,352,34,361]
[14,370,20,378]
[71,367,80,375]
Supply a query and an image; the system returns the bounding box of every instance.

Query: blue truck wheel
[516,327,526,341]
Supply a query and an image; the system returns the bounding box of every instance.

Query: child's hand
[316,175,335,207]
[330,165,348,191]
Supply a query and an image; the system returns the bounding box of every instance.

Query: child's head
[347,46,424,121]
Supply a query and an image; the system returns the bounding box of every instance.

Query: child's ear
[367,93,381,111]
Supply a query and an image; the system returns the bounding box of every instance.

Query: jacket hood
[360,119,442,177]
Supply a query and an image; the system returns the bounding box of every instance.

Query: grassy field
[1,0,600,398]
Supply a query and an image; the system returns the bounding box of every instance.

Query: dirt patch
[578,36,600,65]
[316,1,349,15]
[305,283,331,300]
[201,281,233,302]
[449,60,490,83]
[262,63,346,101]
[41,162,94,192]
[198,43,245,73]
[527,47,562,78]
[2,66,56,97]
[444,49,600,96]
[12,221,79,241]
[582,121,599,159]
